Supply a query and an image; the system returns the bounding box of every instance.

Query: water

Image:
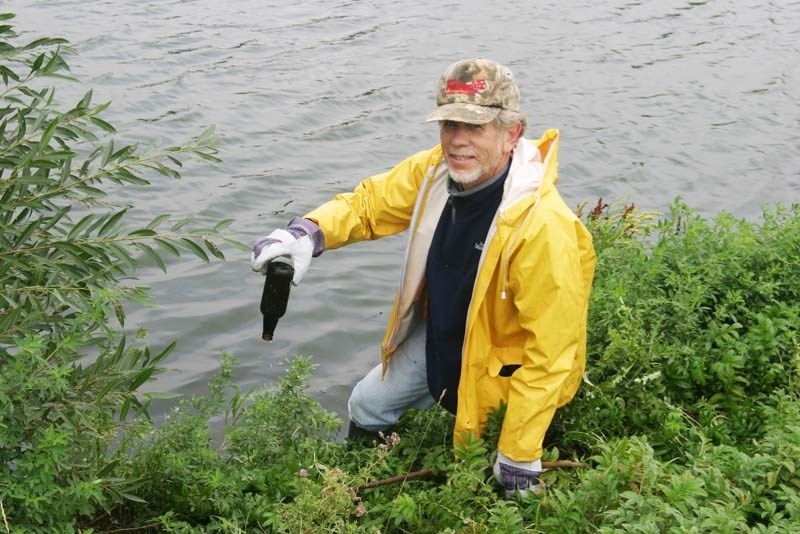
[5,0,799,423]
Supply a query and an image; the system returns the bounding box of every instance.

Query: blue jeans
[347,322,434,431]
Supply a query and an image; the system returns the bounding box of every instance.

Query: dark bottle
[260,259,294,341]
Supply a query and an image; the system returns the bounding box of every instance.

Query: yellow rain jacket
[306,129,595,461]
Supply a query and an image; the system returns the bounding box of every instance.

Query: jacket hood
[494,129,559,300]
[499,129,559,220]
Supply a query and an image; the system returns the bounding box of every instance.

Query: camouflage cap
[425,58,520,124]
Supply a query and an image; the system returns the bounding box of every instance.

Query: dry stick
[100,523,164,534]
[357,459,585,491]
[1,501,8,534]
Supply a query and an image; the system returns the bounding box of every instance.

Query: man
[251,58,596,497]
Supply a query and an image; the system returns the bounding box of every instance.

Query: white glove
[493,451,542,498]
[250,218,323,285]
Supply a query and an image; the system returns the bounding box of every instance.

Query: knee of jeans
[348,380,388,431]
[347,381,370,427]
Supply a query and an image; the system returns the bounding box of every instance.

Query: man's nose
[450,125,470,144]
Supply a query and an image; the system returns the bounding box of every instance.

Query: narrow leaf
[21,37,69,51]
[149,162,180,179]
[101,139,114,167]
[97,460,120,478]
[145,213,171,230]
[77,89,93,110]
[204,238,224,260]
[223,237,251,252]
[39,117,58,152]
[89,116,116,133]
[120,493,148,504]
[196,125,216,144]
[126,228,157,237]
[30,52,45,73]
[213,218,235,232]
[15,109,26,141]
[180,237,209,262]
[119,397,131,421]
[110,145,134,161]
[149,340,177,366]
[0,65,19,84]
[194,151,222,164]
[107,242,136,272]
[135,242,166,273]
[115,301,126,327]
[67,213,96,240]
[153,237,181,257]
[142,392,181,401]
[14,218,42,247]
[171,214,193,231]
[129,367,155,390]
[98,209,127,237]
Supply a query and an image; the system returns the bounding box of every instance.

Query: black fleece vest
[425,163,509,413]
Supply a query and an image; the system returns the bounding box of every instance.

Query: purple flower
[299,468,309,478]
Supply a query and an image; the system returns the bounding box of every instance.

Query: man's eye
[441,121,481,133]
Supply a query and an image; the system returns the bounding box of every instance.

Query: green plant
[0,13,236,531]
[106,355,346,531]
[112,201,799,533]
[552,200,800,458]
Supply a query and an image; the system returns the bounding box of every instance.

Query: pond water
[5,0,799,423]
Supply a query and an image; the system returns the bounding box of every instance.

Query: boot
[346,421,382,448]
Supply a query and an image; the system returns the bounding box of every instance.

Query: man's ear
[503,122,522,152]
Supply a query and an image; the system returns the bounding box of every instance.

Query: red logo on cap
[446,79,486,96]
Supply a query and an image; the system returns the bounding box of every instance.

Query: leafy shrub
[0,13,233,532]
[531,397,800,532]
[552,200,800,457]
[105,354,344,532]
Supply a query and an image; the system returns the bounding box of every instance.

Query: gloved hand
[251,217,324,285]
[493,450,542,498]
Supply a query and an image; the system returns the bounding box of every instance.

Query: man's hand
[251,217,323,285]
[493,451,542,498]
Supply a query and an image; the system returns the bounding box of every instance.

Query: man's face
[439,119,519,189]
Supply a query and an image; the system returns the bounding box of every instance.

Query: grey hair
[494,109,527,136]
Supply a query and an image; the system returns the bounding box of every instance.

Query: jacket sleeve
[498,210,590,461]
[305,147,441,250]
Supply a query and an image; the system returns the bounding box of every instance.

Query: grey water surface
[5,0,799,423]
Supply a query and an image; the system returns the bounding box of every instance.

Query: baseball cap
[425,58,520,124]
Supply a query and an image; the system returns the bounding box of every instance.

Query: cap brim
[424,102,501,124]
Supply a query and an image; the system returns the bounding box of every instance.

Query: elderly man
[251,58,596,497]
